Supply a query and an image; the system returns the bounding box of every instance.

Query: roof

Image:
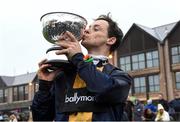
[0,72,37,87]
[136,23,160,40]
[13,72,37,86]
[123,20,179,44]
[1,76,14,86]
[136,22,177,43]
[153,22,177,41]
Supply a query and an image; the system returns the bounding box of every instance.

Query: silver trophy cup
[40,12,87,69]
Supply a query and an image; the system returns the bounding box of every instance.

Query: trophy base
[45,59,71,70]
[45,46,76,70]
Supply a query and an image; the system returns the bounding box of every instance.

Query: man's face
[81,20,109,49]
[159,109,164,115]
[158,95,163,99]
[147,109,152,114]
[175,94,179,99]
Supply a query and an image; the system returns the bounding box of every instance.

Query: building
[116,20,180,101]
[0,20,180,113]
[0,72,38,113]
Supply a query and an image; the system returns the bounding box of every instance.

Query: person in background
[31,13,132,121]
[143,108,156,121]
[169,93,180,121]
[124,96,134,121]
[157,94,169,112]
[9,114,18,122]
[144,98,157,113]
[0,112,3,121]
[133,98,144,121]
[155,104,170,121]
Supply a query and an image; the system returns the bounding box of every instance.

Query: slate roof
[124,20,179,44]
[13,72,37,86]
[153,22,177,41]
[0,72,37,87]
[136,23,160,40]
[0,76,14,86]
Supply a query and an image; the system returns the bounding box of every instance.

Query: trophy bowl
[40,12,87,69]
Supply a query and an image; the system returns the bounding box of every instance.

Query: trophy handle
[46,46,63,53]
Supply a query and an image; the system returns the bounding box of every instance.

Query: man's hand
[37,59,61,81]
[55,31,82,60]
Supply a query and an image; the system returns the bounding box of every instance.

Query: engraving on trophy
[42,20,85,43]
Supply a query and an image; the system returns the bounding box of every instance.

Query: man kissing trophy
[40,12,87,70]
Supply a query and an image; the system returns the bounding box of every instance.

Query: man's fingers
[58,35,68,42]
[39,64,51,71]
[38,59,47,67]
[55,49,69,55]
[58,32,70,42]
[58,31,76,42]
[55,41,70,48]
[65,31,77,42]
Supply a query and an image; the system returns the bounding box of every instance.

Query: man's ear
[107,37,116,46]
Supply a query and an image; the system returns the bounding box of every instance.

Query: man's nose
[84,29,90,34]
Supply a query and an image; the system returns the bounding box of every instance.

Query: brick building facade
[117,20,180,101]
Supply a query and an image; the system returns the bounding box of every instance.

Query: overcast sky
[0,0,180,76]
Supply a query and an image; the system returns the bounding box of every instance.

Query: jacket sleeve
[71,53,132,104]
[31,80,55,121]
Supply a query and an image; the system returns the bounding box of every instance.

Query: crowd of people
[123,94,180,121]
[0,111,30,122]
[0,93,180,121]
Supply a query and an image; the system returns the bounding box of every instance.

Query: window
[0,89,3,103]
[146,51,159,67]
[13,87,18,101]
[19,86,24,100]
[4,89,8,102]
[35,83,39,92]
[30,83,39,99]
[132,53,145,70]
[134,77,146,93]
[176,72,180,89]
[25,85,28,100]
[119,50,159,71]
[120,56,131,71]
[0,89,8,103]
[148,75,160,92]
[132,74,160,95]
[13,85,29,101]
[171,46,180,64]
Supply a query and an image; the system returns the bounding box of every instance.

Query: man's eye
[94,27,99,31]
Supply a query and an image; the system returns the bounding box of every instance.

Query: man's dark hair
[95,13,123,52]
